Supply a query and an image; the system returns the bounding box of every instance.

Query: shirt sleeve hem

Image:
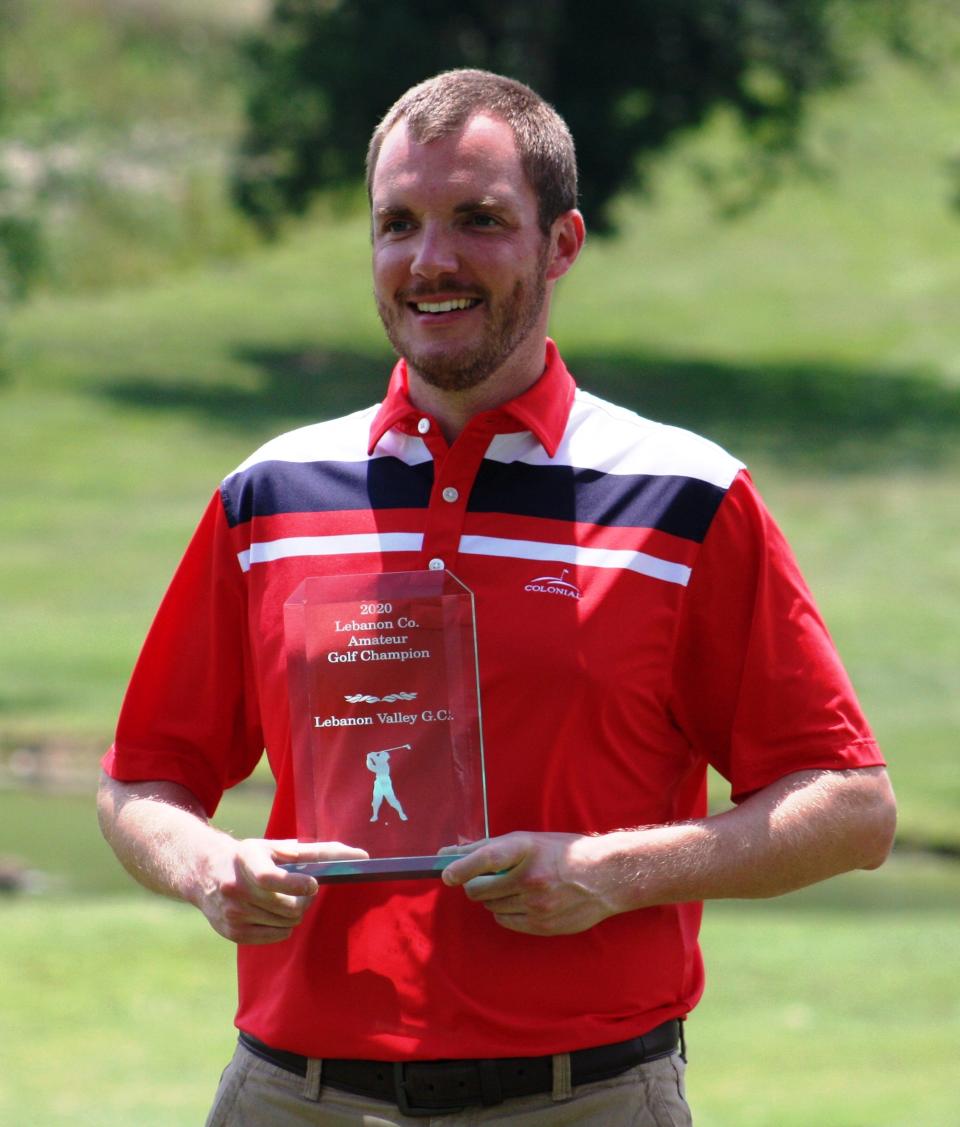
[728,737,885,805]
[101,744,224,819]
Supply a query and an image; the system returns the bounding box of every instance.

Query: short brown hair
[366,69,578,234]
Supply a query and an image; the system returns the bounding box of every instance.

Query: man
[98,69,896,1125]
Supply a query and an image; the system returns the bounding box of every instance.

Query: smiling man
[370,92,583,430]
[98,70,895,1125]
[372,112,566,404]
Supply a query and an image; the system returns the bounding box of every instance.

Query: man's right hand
[97,773,368,946]
[193,837,368,945]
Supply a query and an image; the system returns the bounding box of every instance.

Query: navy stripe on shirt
[222,457,434,527]
[221,457,725,544]
[469,461,725,543]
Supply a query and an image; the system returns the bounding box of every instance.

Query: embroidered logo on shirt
[524,569,582,600]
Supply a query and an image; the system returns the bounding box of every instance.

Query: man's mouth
[411,298,482,314]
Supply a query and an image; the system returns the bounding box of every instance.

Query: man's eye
[469,213,500,228]
[383,219,413,234]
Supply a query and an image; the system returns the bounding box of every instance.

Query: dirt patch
[0,740,105,794]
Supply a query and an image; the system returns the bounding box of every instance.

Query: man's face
[371,113,551,393]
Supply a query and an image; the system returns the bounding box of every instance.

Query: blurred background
[1,1,957,1123]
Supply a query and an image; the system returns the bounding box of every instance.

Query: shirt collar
[367,339,575,458]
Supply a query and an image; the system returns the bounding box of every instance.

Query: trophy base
[280,854,465,884]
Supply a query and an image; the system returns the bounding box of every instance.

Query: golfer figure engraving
[367,745,409,823]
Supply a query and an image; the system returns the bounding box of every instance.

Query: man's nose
[410,222,459,280]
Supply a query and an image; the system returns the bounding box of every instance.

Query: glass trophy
[281,570,488,882]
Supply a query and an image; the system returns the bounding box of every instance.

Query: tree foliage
[233,0,860,233]
[0,0,44,303]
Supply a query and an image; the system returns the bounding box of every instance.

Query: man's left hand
[441,832,622,936]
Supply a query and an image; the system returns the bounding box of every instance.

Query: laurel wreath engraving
[344,692,418,704]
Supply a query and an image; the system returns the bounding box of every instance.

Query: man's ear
[545,209,586,283]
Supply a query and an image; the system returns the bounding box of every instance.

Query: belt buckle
[392,1062,467,1118]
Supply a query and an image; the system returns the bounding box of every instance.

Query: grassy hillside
[1,0,265,295]
[2,42,959,849]
[0,23,957,1125]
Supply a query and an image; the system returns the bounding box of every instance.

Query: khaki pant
[205,1040,692,1126]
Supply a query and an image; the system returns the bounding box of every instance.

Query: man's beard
[376,244,549,393]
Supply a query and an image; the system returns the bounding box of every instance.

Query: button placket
[420,425,493,572]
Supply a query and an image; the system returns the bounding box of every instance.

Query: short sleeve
[668,470,883,802]
[101,492,264,815]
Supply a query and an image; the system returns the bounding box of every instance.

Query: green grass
[691,857,960,1127]
[0,896,238,1127]
[563,46,960,383]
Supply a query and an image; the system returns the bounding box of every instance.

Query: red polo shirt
[104,342,882,1059]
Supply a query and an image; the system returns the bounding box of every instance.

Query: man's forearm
[443,766,896,936]
[97,771,370,944]
[587,766,897,913]
[96,771,231,905]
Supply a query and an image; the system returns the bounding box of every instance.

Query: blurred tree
[233,0,883,233]
[0,0,44,303]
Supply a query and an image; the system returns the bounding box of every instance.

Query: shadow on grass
[100,346,388,435]
[719,848,960,916]
[568,350,960,473]
[97,344,960,472]
[0,689,59,718]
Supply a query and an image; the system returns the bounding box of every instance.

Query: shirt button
[428,558,445,571]
[442,487,459,503]
[417,418,431,435]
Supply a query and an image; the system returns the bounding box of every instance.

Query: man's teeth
[416,298,477,313]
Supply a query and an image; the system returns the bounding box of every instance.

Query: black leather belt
[239,1019,681,1116]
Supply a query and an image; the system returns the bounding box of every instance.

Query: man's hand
[441,832,624,936]
[440,768,897,938]
[194,838,368,946]
[96,774,369,946]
